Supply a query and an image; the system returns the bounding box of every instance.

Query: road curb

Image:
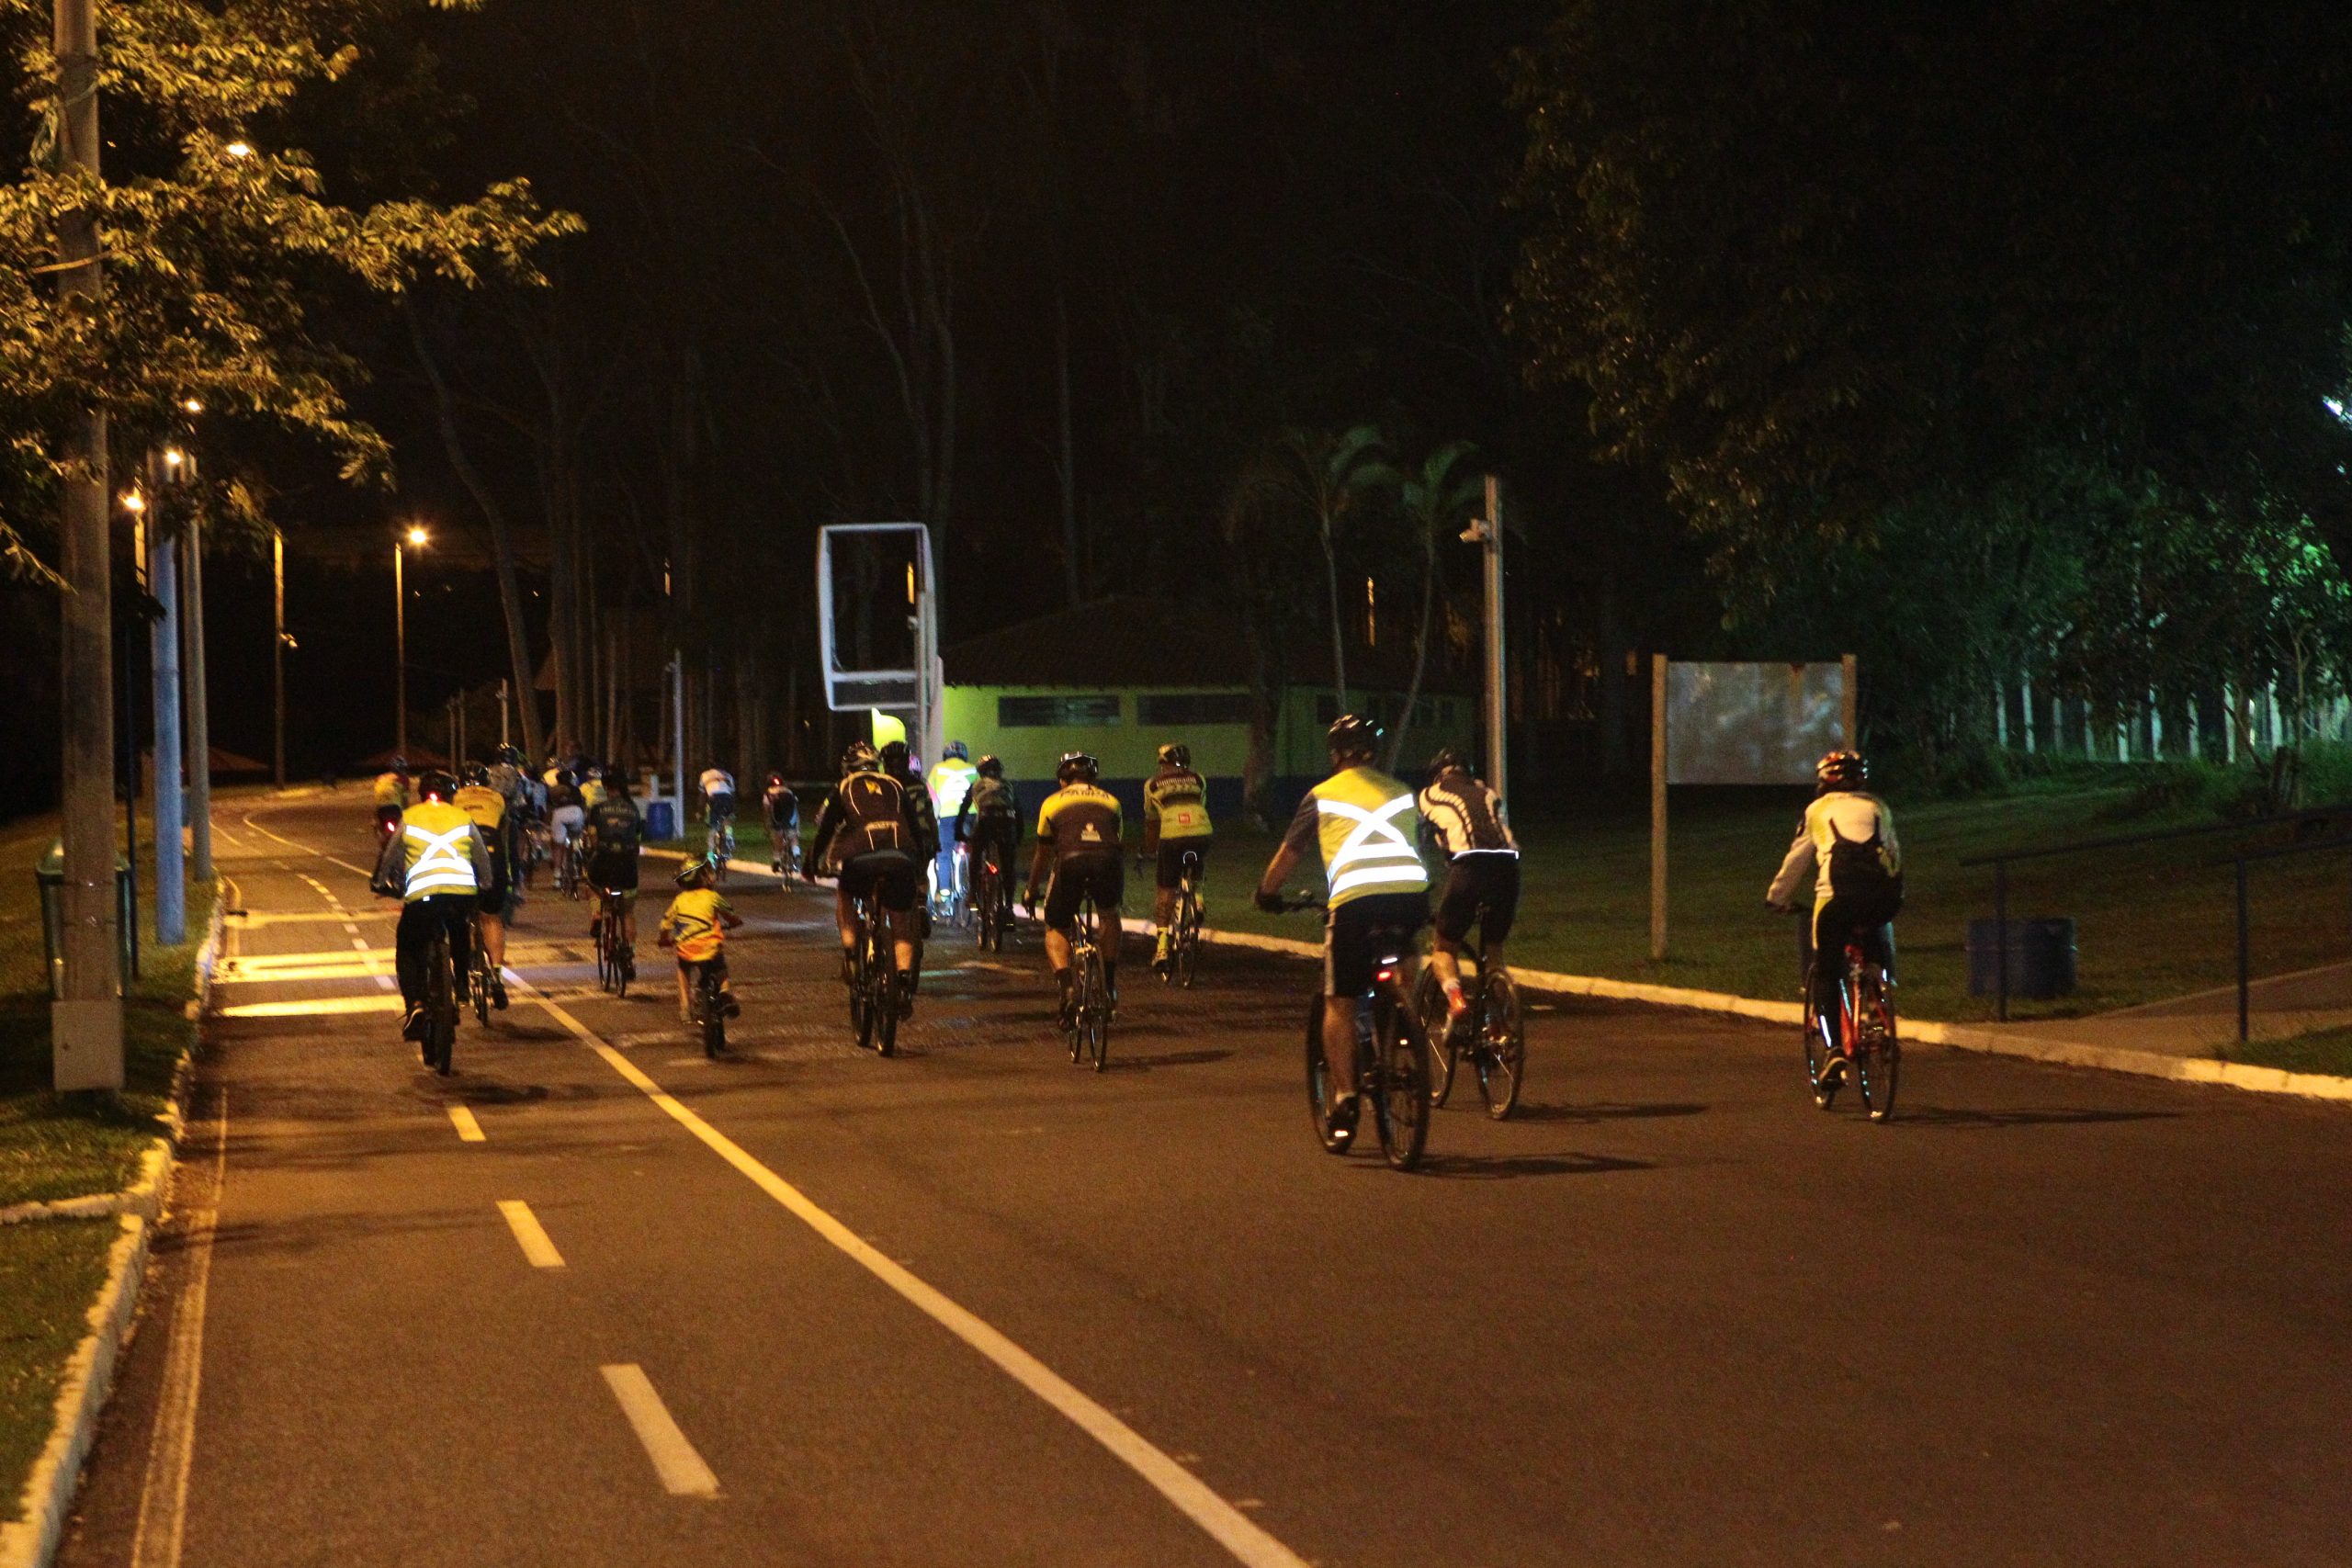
[1184,923,2352,1102]
[0,1213,151,1568]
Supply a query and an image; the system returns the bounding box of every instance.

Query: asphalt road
[53,794,2352,1567]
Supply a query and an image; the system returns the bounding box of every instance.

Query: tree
[1388,440,1480,772]
[1272,423,1395,712]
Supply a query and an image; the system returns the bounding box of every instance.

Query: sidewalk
[1987,961,2352,1057]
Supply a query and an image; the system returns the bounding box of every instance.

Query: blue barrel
[1966,917,2077,999]
[643,799,676,842]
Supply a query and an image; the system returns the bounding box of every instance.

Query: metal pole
[272,529,286,788]
[151,507,185,946]
[1482,476,1508,802]
[395,542,407,761]
[51,0,123,1089]
[1994,858,2009,1023]
[1840,653,1859,748]
[182,513,213,879]
[2235,853,2250,1046]
[500,677,511,749]
[672,650,686,831]
[119,529,139,981]
[1650,652,1668,963]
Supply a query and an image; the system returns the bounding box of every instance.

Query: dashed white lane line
[496,1200,565,1269]
[599,1364,721,1499]
[448,1107,486,1144]
[522,981,1312,1568]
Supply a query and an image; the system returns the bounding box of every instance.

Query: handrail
[1958,800,2352,868]
[2218,831,2352,1043]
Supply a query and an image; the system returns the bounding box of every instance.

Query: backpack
[1826,820,1904,909]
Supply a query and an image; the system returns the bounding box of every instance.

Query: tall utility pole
[51,0,121,1089]
[183,511,213,879]
[150,463,186,947]
[272,529,287,788]
[394,539,409,760]
[1466,476,1510,803]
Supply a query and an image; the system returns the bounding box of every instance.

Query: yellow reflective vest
[391,800,490,902]
[1298,765,1428,908]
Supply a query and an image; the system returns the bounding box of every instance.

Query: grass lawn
[0,1218,117,1523]
[2233,1025,2352,1078]
[0,811,215,1209]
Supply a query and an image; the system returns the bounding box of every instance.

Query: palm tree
[1389,443,1483,772]
[1275,425,1396,713]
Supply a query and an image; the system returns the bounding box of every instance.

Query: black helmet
[458,761,489,787]
[976,754,1003,779]
[390,754,407,773]
[606,766,631,795]
[1815,750,1867,789]
[1158,742,1191,769]
[944,739,969,761]
[1326,714,1380,762]
[1427,747,1468,781]
[674,855,716,888]
[417,769,457,802]
[878,739,910,774]
[842,741,878,773]
[1057,750,1099,784]
[497,743,523,766]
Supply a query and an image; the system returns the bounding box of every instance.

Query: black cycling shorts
[676,952,729,982]
[707,792,735,824]
[1324,890,1429,998]
[586,849,639,893]
[1433,854,1520,947]
[839,849,919,912]
[477,846,510,913]
[1154,837,1210,891]
[1045,853,1123,930]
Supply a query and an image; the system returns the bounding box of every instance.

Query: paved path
[1996,961,2352,1057]
[52,796,2352,1566]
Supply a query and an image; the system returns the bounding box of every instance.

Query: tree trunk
[1055,280,1080,607]
[1319,523,1349,712]
[1388,529,1440,773]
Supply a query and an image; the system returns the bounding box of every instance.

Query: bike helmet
[674,855,716,888]
[765,771,784,787]
[606,766,632,795]
[1815,750,1867,789]
[1057,750,1099,784]
[975,754,1003,779]
[1326,714,1380,762]
[1158,742,1191,768]
[841,741,879,773]
[497,744,523,766]
[1426,746,1468,781]
[458,761,489,787]
[417,769,457,802]
[389,754,407,773]
[878,739,910,775]
[944,739,968,761]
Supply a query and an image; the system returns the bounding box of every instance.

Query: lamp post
[396,526,426,760]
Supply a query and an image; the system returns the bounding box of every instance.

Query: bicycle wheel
[470,926,492,1026]
[847,944,869,1035]
[1085,951,1110,1072]
[874,959,899,1058]
[1855,975,1899,1122]
[855,948,880,1052]
[1802,981,1840,1110]
[1173,891,1200,988]
[1371,997,1430,1171]
[1303,998,1356,1154]
[1474,968,1525,1121]
[424,933,456,1077]
[1067,950,1090,1063]
[1412,967,1460,1108]
[701,974,726,1058]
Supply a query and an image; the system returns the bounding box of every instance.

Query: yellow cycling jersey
[453,784,506,834]
[581,778,607,808]
[1144,767,1213,841]
[661,887,735,963]
[1036,783,1123,858]
[373,772,408,808]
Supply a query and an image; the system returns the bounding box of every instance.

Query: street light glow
[164,448,185,468]
[225,141,254,160]
[181,398,204,414]
[405,526,429,547]
[119,491,145,513]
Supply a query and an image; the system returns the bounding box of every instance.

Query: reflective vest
[399,801,481,901]
[1310,766,1429,908]
[928,758,978,818]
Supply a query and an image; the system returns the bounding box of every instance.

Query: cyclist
[581,768,645,979]
[1253,716,1430,1125]
[370,769,493,1049]
[1141,741,1214,976]
[762,773,800,871]
[1417,747,1520,1027]
[807,741,922,1021]
[547,767,586,884]
[700,764,737,841]
[580,764,608,810]
[954,754,1023,922]
[1767,749,1904,1066]
[927,740,979,904]
[880,739,941,942]
[371,756,410,840]
[1023,751,1125,1028]
[452,762,513,1010]
[659,856,743,1023]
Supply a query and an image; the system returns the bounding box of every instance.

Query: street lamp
[396,527,428,761]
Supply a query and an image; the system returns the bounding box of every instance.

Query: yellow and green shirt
[661,887,736,963]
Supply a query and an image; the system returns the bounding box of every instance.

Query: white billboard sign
[1666,661,1851,785]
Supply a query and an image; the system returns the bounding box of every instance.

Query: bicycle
[769,827,801,878]
[1804,931,1900,1122]
[1162,849,1204,988]
[1064,892,1112,1072]
[591,888,633,998]
[686,958,729,1058]
[553,837,581,900]
[1411,910,1524,1120]
[969,841,1012,953]
[468,910,497,1028]
[843,892,899,1056]
[705,818,736,882]
[1278,897,1430,1171]
[420,919,458,1077]
[520,819,551,893]
[933,845,969,930]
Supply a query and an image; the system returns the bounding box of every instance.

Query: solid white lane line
[524,985,1311,1568]
[216,996,404,1020]
[129,1088,229,1568]
[448,1107,486,1144]
[496,1201,565,1269]
[599,1364,720,1498]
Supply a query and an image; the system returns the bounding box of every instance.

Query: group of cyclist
[369,712,1902,1105]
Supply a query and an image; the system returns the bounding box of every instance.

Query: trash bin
[1966,917,2077,1000]
[643,799,676,842]
[36,840,136,999]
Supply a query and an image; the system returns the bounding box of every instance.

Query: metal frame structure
[817,523,942,766]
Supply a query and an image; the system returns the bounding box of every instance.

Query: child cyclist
[658,856,743,1022]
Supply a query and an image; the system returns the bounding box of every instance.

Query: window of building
[999,694,1121,728]
[1138,692,1252,727]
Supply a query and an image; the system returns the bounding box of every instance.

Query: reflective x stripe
[406,822,478,896]
[1320,795,1427,897]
